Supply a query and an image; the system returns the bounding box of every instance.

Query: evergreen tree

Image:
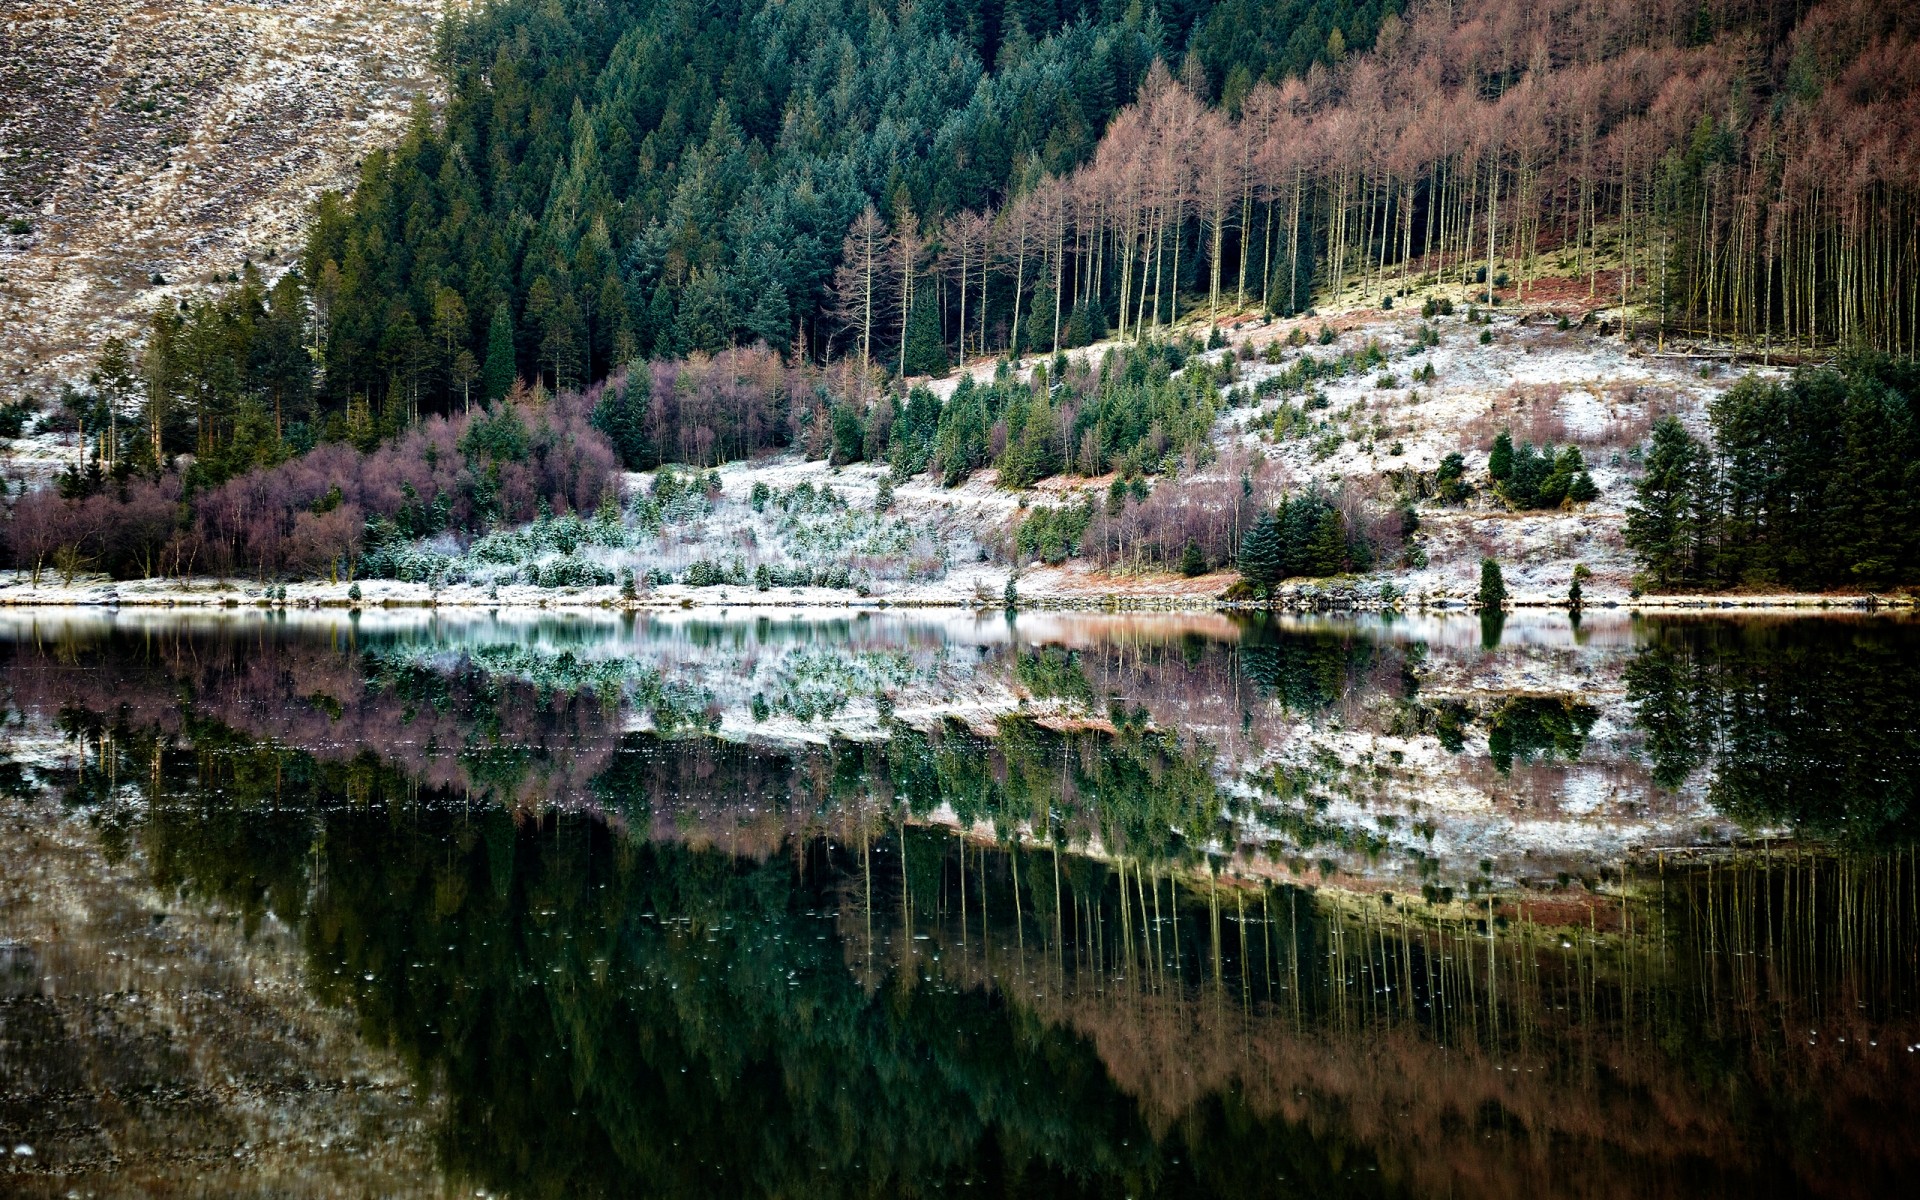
[1306,507,1347,575]
[1488,430,1514,483]
[1434,452,1469,503]
[1180,540,1206,577]
[482,302,516,403]
[1477,558,1507,610]
[1236,509,1283,588]
[1625,416,1708,589]
[1569,563,1591,611]
[901,289,949,377]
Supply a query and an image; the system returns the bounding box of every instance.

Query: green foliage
[590,367,652,467]
[1014,648,1095,704]
[459,404,531,465]
[1238,491,1371,586]
[1488,431,1597,509]
[901,288,948,377]
[1487,430,1513,482]
[299,0,1184,406]
[1484,698,1599,775]
[830,402,866,465]
[1624,415,1710,589]
[482,302,516,402]
[1236,509,1284,588]
[1180,539,1207,576]
[1433,451,1469,503]
[1627,620,1920,843]
[1477,558,1506,610]
[1692,358,1920,589]
[887,386,943,479]
[1015,500,1092,565]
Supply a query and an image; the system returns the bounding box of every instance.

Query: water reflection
[3,611,1918,1197]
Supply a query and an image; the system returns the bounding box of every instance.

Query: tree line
[1624,355,1920,591]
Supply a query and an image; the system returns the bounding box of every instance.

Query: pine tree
[1237,510,1283,588]
[482,302,516,402]
[1488,430,1515,483]
[1478,558,1507,610]
[1180,540,1206,576]
[1625,415,1708,589]
[1307,508,1347,575]
[901,288,948,377]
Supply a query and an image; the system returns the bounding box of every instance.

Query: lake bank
[1,567,1911,613]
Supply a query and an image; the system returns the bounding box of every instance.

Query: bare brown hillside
[0,0,446,407]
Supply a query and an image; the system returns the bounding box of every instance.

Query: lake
[2,609,1916,1197]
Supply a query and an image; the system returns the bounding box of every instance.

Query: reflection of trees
[1626,619,1920,842]
[884,717,1222,862]
[9,626,627,812]
[111,737,1920,1200]
[1483,698,1598,775]
[294,804,1399,1200]
[1237,623,1386,713]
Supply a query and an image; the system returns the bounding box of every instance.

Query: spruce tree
[1625,415,1707,588]
[1488,430,1515,483]
[1180,540,1206,577]
[1477,558,1507,610]
[1307,508,1347,575]
[1237,510,1283,588]
[482,302,516,402]
[901,291,949,377]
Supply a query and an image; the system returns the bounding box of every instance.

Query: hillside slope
[0,0,445,407]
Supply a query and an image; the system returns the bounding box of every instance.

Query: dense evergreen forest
[58,0,1920,470]
[1624,354,1920,590]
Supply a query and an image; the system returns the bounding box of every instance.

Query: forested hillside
[6,0,1919,598]
[80,0,1917,451]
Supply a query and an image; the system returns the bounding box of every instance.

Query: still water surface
[1,610,1916,1197]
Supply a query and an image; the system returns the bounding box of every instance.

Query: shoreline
[0,571,1911,614]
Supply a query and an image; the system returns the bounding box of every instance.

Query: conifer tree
[1237,509,1283,588]
[1307,508,1347,575]
[901,288,948,377]
[1569,563,1591,610]
[1488,430,1515,483]
[1625,416,1708,589]
[1180,540,1206,576]
[1478,558,1507,610]
[482,302,516,403]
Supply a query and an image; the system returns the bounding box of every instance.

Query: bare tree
[829,204,894,376]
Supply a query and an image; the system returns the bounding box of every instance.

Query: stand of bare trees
[834,1,1918,368]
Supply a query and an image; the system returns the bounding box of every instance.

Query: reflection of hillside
[9,610,1920,888]
[91,759,1920,1200]
[849,845,1920,1200]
